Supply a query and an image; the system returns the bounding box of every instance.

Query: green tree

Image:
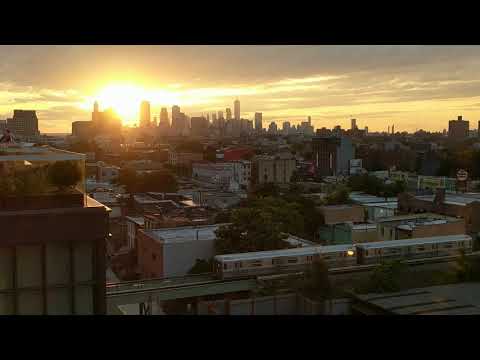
[115,168,138,193]
[214,196,304,254]
[48,161,82,191]
[324,184,351,205]
[138,171,178,193]
[368,260,408,293]
[188,259,214,274]
[302,259,332,300]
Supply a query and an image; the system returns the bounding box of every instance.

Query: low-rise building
[137,224,220,278]
[253,153,296,185]
[376,213,466,241]
[398,188,480,235]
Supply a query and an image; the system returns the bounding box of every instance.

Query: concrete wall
[197,294,351,315]
[163,239,215,278]
[137,231,165,278]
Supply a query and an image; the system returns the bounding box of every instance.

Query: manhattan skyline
[2,45,480,133]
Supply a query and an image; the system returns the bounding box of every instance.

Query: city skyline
[3,45,480,133]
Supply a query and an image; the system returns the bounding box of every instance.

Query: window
[287,258,298,264]
[223,263,227,270]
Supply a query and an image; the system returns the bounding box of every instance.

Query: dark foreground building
[0,146,109,315]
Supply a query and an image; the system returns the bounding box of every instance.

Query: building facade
[448,116,469,139]
[312,136,355,176]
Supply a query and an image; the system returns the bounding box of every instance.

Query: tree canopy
[215,196,305,254]
[115,169,177,194]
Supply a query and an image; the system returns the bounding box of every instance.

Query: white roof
[142,224,220,244]
[356,234,471,250]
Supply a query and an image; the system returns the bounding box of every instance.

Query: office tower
[392,124,395,134]
[234,99,240,120]
[212,113,217,123]
[140,101,151,128]
[268,121,278,134]
[0,147,109,314]
[218,111,224,120]
[160,108,169,125]
[351,118,357,130]
[312,136,355,176]
[255,112,263,133]
[365,126,368,134]
[308,116,311,125]
[171,105,181,131]
[6,110,40,138]
[153,116,158,127]
[448,115,469,139]
[282,121,291,135]
[92,101,100,125]
[226,108,232,121]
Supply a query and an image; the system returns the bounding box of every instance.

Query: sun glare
[81,84,182,126]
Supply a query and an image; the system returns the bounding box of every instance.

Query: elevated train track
[106,251,480,307]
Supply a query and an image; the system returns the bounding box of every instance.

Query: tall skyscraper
[160,108,169,125]
[153,116,158,127]
[449,116,469,139]
[351,118,357,130]
[234,99,240,120]
[218,111,224,120]
[140,101,151,128]
[226,108,232,121]
[282,121,291,135]
[255,112,263,133]
[212,113,217,123]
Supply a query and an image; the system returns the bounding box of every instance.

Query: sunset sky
[2,45,480,133]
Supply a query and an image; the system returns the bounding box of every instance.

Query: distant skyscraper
[7,110,40,138]
[212,113,217,123]
[449,116,469,139]
[191,116,209,137]
[160,108,169,125]
[365,126,369,134]
[308,116,311,125]
[234,99,240,120]
[351,118,357,130]
[218,111,224,120]
[140,101,151,128]
[153,116,158,127]
[392,124,395,134]
[282,121,291,135]
[268,121,278,134]
[226,108,232,121]
[255,112,263,133]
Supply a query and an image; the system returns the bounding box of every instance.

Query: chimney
[434,187,446,207]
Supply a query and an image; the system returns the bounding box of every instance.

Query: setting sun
[81,84,183,126]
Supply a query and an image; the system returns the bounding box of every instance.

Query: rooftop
[0,144,84,161]
[349,192,397,204]
[141,224,222,244]
[415,192,480,206]
[353,282,480,315]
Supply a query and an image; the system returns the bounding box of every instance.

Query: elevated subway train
[213,234,473,279]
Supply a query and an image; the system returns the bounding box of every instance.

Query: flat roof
[376,213,459,223]
[354,282,480,315]
[0,145,85,161]
[415,193,480,206]
[349,192,397,204]
[356,234,471,250]
[141,224,221,244]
